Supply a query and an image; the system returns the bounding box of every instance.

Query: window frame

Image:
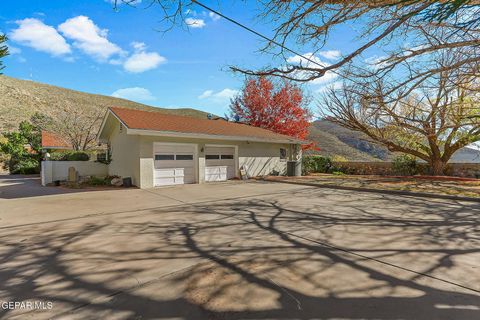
[175,154,194,161]
[155,154,175,161]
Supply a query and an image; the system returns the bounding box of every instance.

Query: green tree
[0,34,9,73]
[0,121,42,174]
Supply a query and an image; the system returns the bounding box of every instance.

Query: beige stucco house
[96,107,304,188]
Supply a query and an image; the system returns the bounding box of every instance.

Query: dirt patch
[265,174,480,198]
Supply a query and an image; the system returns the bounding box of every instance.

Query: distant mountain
[307,119,391,161]
[308,119,480,163]
[0,76,210,132]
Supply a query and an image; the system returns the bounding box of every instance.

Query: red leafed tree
[230,77,313,147]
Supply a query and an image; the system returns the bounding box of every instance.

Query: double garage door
[154,144,235,186]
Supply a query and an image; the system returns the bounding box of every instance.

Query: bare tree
[322,59,480,175]
[110,1,480,95]
[232,1,480,90]
[50,103,104,151]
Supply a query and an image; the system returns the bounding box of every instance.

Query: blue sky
[0,0,359,116]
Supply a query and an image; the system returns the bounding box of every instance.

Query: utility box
[122,177,132,188]
[287,161,302,176]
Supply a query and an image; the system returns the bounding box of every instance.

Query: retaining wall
[332,161,480,178]
[41,161,108,186]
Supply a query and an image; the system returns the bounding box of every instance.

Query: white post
[41,161,53,186]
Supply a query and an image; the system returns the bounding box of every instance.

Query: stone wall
[332,161,480,178]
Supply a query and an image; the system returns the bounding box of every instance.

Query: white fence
[41,161,108,186]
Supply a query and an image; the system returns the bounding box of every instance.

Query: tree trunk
[430,158,446,176]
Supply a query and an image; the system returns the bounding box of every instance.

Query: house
[96,107,304,188]
[41,131,73,152]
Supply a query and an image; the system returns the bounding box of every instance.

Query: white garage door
[154,143,195,186]
[205,146,235,182]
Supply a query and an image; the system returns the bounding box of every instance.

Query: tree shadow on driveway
[0,188,479,319]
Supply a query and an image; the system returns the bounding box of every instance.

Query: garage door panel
[155,169,176,178]
[205,146,235,182]
[154,143,196,187]
[155,177,176,185]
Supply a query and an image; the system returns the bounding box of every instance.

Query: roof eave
[96,108,129,142]
[126,128,304,144]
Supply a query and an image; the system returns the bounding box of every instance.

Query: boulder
[111,177,123,187]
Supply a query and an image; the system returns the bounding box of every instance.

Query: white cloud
[123,51,165,72]
[111,87,155,102]
[123,42,166,73]
[286,52,338,85]
[198,90,213,99]
[198,88,238,103]
[9,18,71,56]
[364,55,388,70]
[286,52,324,66]
[58,15,123,60]
[131,41,146,51]
[316,81,343,94]
[209,12,221,21]
[185,18,206,28]
[7,46,21,54]
[318,50,341,60]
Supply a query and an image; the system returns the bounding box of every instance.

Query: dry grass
[0,76,210,132]
[268,174,480,198]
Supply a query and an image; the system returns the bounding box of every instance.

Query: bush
[10,158,40,174]
[82,175,119,186]
[331,155,348,162]
[87,176,108,186]
[50,151,90,161]
[392,154,417,176]
[302,155,333,175]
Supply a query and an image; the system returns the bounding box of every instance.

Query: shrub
[87,176,108,186]
[392,154,417,176]
[302,155,332,175]
[83,175,119,186]
[10,158,40,174]
[331,155,348,162]
[50,151,90,161]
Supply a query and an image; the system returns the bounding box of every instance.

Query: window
[96,152,107,162]
[221,154,234,159]
[176,154,193,160]
[206,154,220,160]
[280,148,287,160]
[155,154,174,160]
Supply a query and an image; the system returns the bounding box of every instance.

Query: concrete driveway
[0,175,479,319]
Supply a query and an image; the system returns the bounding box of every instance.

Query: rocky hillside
[0,76,210,132]
[308,119,480,163]
[307,120,392,161]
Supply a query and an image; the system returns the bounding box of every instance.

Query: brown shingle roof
[41,131,72,149]
[109,107,303,143]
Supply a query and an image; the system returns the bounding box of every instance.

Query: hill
[307,120,392,161]
[308,119,480,163]
[1,76,478,163]
[0,76,210,132]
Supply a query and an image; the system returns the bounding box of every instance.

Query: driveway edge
[260,178,480,203]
